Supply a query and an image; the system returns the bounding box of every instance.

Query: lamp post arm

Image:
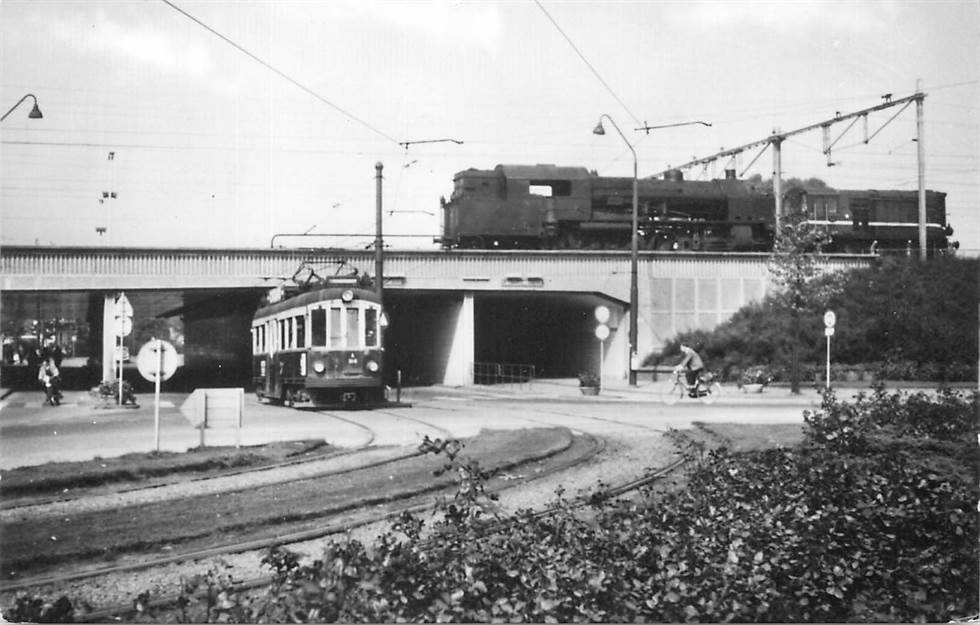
[1,93,41,122]
[635,120,711,134]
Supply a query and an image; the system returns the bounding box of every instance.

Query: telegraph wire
[532,0,641,127]
[159,0,400,146]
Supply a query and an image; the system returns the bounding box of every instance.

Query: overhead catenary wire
[532,0,642,127]
[159,0,401,146]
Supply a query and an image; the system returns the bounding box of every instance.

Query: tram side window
[286,317,294,348]
[295,315,306,348]
[347,308,360,347]
[311,309,326,347]
[329,307,343,347]
[279,319,287,351]
[365,308,378,347]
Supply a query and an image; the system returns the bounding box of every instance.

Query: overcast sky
[2,0,977,254]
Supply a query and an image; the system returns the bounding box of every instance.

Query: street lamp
[593,114,639,385]
[1,93,43,122]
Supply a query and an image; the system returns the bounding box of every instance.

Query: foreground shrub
[20,390,979,622]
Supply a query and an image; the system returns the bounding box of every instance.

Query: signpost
[137,338,178,451]
[823,310,836,390]
[595,306,611,391]
[114,293,133,406]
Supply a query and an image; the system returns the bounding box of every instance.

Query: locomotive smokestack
[725,169,737,180]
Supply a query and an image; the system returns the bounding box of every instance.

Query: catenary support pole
[772,136,783,233]
[916,89,927,260]
[375,162,384,299]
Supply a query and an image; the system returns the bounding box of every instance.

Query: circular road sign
[595,324,610,341]
[137,339,179,382]
[823,310,836,328]
[594,305,610,324]
[114,316,133,337]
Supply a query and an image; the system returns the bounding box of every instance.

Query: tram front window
[346,308,360,347]
[311,309,326,346]
[365,308,378,347]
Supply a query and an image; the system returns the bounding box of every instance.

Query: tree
[767,212,835,393]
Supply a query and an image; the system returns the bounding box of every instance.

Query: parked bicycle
[662,368,722,405]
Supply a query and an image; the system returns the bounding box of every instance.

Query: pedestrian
[38,357,62,406]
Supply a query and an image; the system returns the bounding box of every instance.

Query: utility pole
[772,134,783,233]
[916,88,927,260]
[375,162,384,300]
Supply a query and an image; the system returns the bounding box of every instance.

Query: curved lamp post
[593,114,639,385]
[1,93,43,122]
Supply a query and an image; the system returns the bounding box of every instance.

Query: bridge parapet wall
[1,246,868,296]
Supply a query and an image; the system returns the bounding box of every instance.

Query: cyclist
[674,343,705,397]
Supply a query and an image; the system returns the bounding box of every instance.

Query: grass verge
[0,439,332,498]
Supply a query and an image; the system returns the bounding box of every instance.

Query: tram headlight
[300,353,307,376]
[365,359,380,373]
[312,359,326,374]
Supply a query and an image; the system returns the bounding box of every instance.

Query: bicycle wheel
[701,382,722,404]
[662,381,685,405]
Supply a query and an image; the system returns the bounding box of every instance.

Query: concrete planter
[580,386,600,396]
[742,383,765,393]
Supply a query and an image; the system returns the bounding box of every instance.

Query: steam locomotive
[437,164,954,254]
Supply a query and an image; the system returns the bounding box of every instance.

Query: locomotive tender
[438,164,953,254]
[251,283,387,407]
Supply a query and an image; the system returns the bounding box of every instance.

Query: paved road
[0,379,839,470]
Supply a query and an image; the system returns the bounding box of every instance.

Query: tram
[251,283,387,407]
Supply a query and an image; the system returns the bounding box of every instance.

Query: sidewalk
[432,377,829,405]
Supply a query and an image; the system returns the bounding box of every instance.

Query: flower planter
[742,383,765,393]
[579,386,600,396]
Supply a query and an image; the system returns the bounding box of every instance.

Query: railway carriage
[251,284,387,407]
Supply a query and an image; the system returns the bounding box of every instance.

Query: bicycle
[661,369,722,405]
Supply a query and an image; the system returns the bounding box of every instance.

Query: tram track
[2,395,734,619]
[1,407,443,518]
[0,427,589,598]
[75,427,702,624]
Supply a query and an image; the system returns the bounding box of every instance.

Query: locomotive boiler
[437,164,953,254]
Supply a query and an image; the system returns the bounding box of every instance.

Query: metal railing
[471,362,536,389]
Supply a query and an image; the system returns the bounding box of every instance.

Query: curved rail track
[1,397,733,621]
[0,428,592,596]
[79,434,696,624]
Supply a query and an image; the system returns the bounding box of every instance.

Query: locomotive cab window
[529,179,571,197]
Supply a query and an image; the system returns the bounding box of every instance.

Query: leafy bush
[121,389,976,623]
[645,256,978,382]
[739,365,774,387]
[19,391,978,623]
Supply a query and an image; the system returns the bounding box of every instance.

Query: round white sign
[823,310,836,328]
[114,316,133,337]
[595,324,610,340]
[594,305,610,324]
[137,339,179,382]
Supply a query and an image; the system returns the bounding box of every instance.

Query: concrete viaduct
[0,246,869,387]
